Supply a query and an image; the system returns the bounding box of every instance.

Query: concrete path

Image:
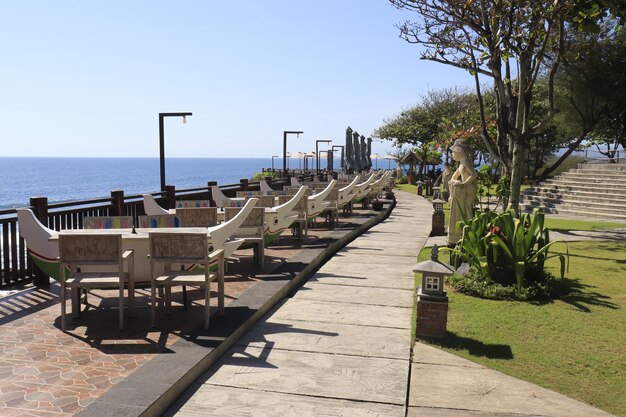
[165,191,615,417]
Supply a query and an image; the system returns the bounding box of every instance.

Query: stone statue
[447,139,477,245]
[440,163,453,200]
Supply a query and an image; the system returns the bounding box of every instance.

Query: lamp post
[332,145,345,171]
[159,112,192,191]
[271,155,279,171]
[283,131,303,177]
[315,139,332,173]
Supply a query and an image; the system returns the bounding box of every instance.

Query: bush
[451,208,569,299]
[251,171,278,181]
[396,175,409,184]
[447,269,568,301]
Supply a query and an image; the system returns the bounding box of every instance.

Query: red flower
[491,226,501,235]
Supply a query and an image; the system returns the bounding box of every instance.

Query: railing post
[264,176,273,189]
[29,196,50,287]
[240,179,249,191]
[110,190,125,216]
[164,185,176,210]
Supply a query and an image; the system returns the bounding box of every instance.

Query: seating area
[15,173,394,337]
[4,195,389,416]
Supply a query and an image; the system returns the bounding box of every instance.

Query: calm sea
[0,157,284,210]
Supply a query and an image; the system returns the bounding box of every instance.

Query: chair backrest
[138,214,181,228]
[236,190,266,198]
[176,207,217,227]
[224,207,265,227]
[287,187,313,196]
[224,207,264,238]
[278,194,307,211]
[207,198,258,245]
[175,200,212,209]
[325,187,339,203]
[83,216,133,229]
[247,195,275,208]
[149,232,208,264]
[59,234,122,266]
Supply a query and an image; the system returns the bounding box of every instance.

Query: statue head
[450,138,472,163]
[450,138,471,155]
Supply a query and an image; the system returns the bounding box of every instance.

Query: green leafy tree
[539,22,626,178]
[374,88,490,162]
[389,0,623,211]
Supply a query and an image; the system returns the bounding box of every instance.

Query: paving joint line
[203,382,407,408]
[230,344,409,361]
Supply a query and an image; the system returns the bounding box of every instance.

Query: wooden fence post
[240,179,249,191]
[110,190,125,216]
[29,196,50,287]
[164,185,176,210]
[207,181,217,207]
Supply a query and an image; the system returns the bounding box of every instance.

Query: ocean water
[0,157,280,210]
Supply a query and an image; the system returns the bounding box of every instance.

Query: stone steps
[524,191,626,204]
[522,162,626,220]
[526,184,626,198]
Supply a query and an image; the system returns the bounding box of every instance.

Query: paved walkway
[165,190,615,417]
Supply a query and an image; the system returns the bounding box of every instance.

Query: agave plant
[454,208,569,293]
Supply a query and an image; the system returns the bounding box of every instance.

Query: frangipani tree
[390,0,573,211]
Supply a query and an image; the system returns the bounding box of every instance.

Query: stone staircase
[522,162,626,220]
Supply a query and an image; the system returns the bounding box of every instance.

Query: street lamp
[271,155,279,171]
[332,145,345,171]
[159,112,192,191]
[283,131,303,177]
[315,139,332,173]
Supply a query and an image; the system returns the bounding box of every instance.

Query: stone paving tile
[273,294,412,329]
[307,268,414,290]
[201,345,409,405]
[237,313,411,359]
[297,280,414,307]
[409,362,614,417]
[168,384,406,417]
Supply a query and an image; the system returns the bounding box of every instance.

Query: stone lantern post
[431,198,446,236]
[413,245,453,338]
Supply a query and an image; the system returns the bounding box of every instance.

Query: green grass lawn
[544,217,626,231]
[415,241,626,416]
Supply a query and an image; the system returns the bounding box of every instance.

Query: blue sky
[0,1,474,158]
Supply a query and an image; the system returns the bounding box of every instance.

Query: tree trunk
[509,140,525,214]
[539,136,586,180]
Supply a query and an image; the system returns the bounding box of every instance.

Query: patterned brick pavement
[0,215,366,416]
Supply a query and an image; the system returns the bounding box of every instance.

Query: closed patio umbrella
[345,127,354,173]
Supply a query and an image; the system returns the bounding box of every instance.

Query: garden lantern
[413,245,453,338]
[432,186,441,200]
[431,198,446,236]
[416,180,425,196]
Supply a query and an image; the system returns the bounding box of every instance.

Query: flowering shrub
[451,208,569,299]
